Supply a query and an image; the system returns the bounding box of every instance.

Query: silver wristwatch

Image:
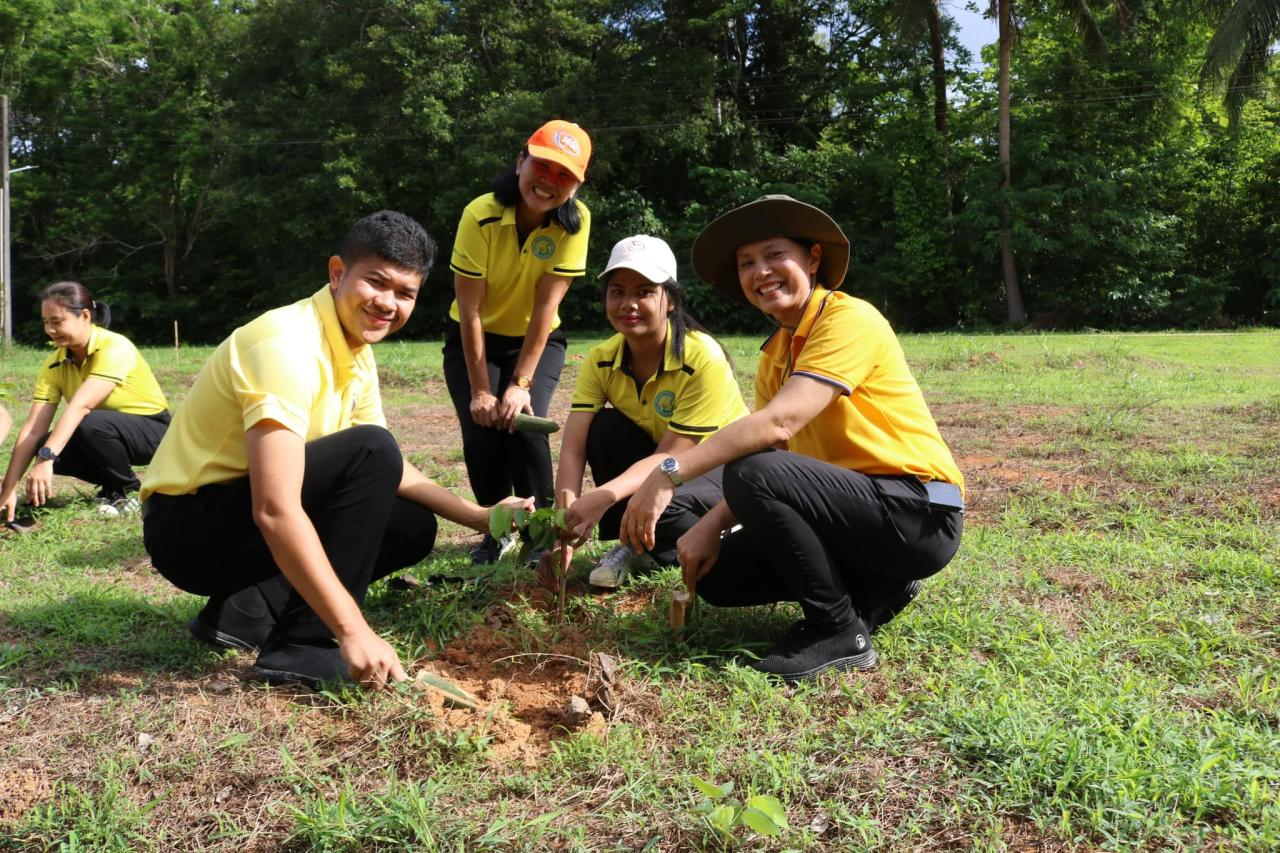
[658,456,683,487]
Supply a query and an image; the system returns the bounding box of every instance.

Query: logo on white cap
[553,131,581,156]
[601,234,678,284]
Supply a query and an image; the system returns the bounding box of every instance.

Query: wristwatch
[512,375,532,390]
[658,456,683,487]
[37,446,59,463]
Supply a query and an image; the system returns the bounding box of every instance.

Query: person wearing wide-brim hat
[620,194,965,683]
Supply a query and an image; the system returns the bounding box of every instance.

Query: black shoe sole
[868,580,923,634]
[754,647,879,684]
[188,617,260,652]
[244,665,343,690]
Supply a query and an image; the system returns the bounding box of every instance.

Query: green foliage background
[1,0,1277,343]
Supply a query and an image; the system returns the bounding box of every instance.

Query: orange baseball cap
[526,120,592,182]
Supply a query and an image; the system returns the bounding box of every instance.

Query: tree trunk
[998,0,1027,324]
[926,0,951,216]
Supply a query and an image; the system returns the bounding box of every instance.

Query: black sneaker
[470,534,500,566]
[750,618,877,683]
[188,587,274,651]
[246,641,352,690]
[864,580,923,634]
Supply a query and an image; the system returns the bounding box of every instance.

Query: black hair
[39,281,110,328]
[491,148,584,235]
[602,273,730,367]
[339,210,436,277]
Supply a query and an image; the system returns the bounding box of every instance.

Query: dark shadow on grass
[1,590,227,688]
[57,538,151,570]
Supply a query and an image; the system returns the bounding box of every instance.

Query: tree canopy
[2,0,1277,343]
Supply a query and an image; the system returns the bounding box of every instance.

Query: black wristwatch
[37,446,59,463]
[658,456,683,487]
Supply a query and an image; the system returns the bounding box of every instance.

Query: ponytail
[38,281,110,328]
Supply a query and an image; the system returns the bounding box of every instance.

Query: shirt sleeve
[549,202,590,278]
[86,334,136,386]
[229,334,319,439]
[32,356,62,405]
[668,355,739,435]
[449,204,489,280]
[569,358,607,413]
[791,300,886,395]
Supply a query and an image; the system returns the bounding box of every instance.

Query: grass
[1,329,1277,850]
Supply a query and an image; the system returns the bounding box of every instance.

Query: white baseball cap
[598,234,678,284]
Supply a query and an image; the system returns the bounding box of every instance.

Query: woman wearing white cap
[444,120,593,565]
[555,235,748,588]
[621,196,964,683]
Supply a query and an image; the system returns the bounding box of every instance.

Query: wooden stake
[173,320,180,364]
[669,586,693,630]
[556,489,573,624]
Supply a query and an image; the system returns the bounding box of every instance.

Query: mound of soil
[411,585,627,767]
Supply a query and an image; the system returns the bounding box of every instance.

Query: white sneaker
[588,544,659,589]
[96,495,141,517]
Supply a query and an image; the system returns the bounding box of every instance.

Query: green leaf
[217,732,253,750]
[745,794,787,827]
[707,804,737,837]
[489,505,513,540]
[717,780,736,797]
[739,806,783,836]
[689,776,725,799]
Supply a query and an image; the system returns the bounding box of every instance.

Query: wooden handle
[669,588,692,629]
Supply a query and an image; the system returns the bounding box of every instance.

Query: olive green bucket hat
[691,194,850,305]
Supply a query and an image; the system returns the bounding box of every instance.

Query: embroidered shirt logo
[531,235,556,260]
[654,390,676,418]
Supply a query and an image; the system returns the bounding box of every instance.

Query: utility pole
[2,93,10,347]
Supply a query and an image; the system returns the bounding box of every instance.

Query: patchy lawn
[1,331,1277,850]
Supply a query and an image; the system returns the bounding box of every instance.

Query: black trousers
[698,450,962,630]
[47,409,170,496]
[442,322,566,509]
[143,425,437,644]
[585,408,726,566]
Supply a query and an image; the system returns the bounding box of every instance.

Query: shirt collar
[499,203,554,230]
[311,285,361,384]
[762,285,832,363]
[57,325,103,365]
[609,321,683,376]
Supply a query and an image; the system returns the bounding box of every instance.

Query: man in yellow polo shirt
[142,211,529,690]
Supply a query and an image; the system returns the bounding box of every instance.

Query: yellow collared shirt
[756,287,964,491]
[447,193,591,337]
[33,326,168,416]
[141,286,385,499]
[571,325,748,443]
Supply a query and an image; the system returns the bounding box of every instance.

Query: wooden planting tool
[669,584,694,630]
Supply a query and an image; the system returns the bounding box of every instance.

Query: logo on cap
[627,239,646,253]
[552,131,581,156]
[532,235,556,260]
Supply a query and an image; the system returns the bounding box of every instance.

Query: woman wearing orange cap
[621,195,964,683]
[443,120,593,565]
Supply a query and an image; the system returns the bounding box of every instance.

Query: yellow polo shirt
[33,326,168,415]
[571,325,748,443]
[447,193,591,337]
[141,286,385,500]
[756,287,963,490]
